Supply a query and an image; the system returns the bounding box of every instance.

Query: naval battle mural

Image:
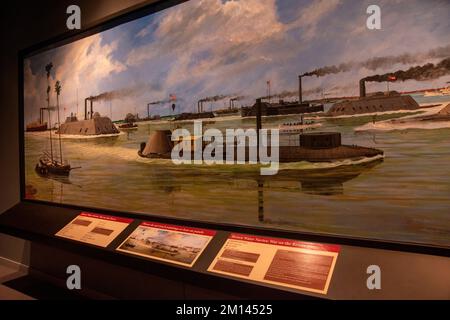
[23,0,450,247]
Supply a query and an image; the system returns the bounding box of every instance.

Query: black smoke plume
[230,95,246,102]
[199,94,235,103]
[149,98,178,105]
[301,44,450,77]
[90,83,159,102]
[259,86,331,100]
[363,57,450,82]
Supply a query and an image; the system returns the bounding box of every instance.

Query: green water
[25,102,450,247]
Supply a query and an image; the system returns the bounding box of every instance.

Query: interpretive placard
[55,212,133,247]
[208,233,340,295]
[116,222,216,267]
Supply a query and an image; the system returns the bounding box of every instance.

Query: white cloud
[127,0,285,67]
[25,34,126,124]
[125,0,291,107]
[25,0,450,118]
[288,0,341,40]
[55,35,125,95]
[125,0,345,105]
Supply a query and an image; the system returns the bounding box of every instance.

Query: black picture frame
[16,0,449,258]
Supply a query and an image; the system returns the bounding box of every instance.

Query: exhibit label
[208,233,340,295]
[116,221,216,267]
[55,212,133,247]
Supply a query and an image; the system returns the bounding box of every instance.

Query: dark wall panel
[0,0,151,263]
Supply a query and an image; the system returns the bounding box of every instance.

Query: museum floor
[0,258,83,300]
[0,258,31,299]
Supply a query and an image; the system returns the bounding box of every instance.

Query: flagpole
[76,88,78,117]
[266,80,271,103]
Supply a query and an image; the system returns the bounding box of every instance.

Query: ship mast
[45,63,54,162]
[76,88,79,117]
[55,80,63,164]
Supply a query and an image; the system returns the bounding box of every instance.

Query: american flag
[169,94,177,101]
[388,75,397,81]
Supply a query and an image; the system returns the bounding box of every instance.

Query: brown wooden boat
[26,121,48,132]
[119,122,138,130]
[36,71,80,178]
[35,153,75,177]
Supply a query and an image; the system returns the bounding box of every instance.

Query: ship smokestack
[298,75,303,104]
[230,98,236,110]
[359,79,366,98]
[39,108,44,124]
[256,98,262,161]
[84,98,89,120]
[90,98,94,119]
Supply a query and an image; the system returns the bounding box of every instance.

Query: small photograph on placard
[117,222,216,267]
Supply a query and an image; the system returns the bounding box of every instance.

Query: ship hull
[119,123,138,130]
[35,163,71,177]
[328,94,420,116]
[57,117,119,136]
[26,123,47,132]
[138,144,383,164]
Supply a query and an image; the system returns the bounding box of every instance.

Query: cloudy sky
[24,0,450,123]
[133,226,209,248]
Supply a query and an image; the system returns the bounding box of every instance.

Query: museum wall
[0,0,152,266]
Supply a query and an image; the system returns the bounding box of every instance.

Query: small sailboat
[36,65,79,178]
[35,152,72,176]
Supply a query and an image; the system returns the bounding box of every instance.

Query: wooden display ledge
[0,201,449,299]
